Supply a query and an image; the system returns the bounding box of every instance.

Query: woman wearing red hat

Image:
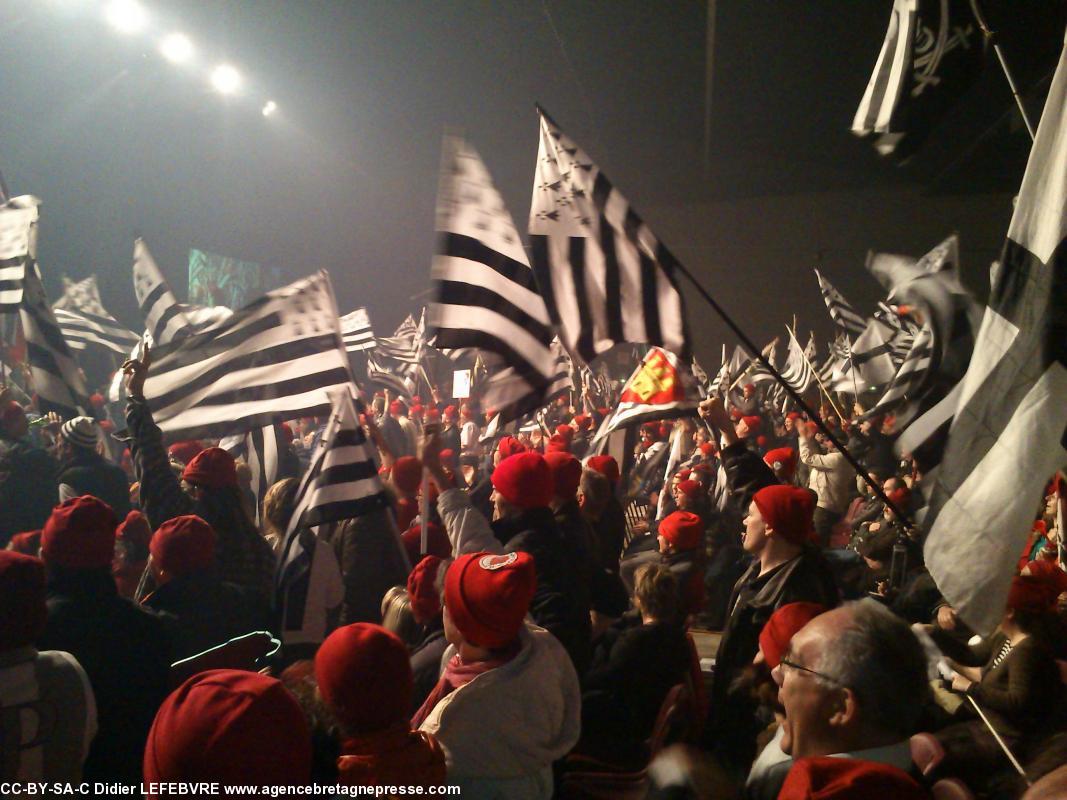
[121,347,276,605]
[412,551,581,797]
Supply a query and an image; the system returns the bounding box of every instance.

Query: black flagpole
[672,260,913,526]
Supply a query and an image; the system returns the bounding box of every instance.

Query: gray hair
[814,599,929,738]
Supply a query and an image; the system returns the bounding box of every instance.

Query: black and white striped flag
[220,424,283,525]
[53,275,108,316]
[832,319,897,394]
[430,135,562,425]
[814,268,866,337]
[528,108,690,363]
[141,271,354,441]
[54,307,139,354]
[864,324,933,421]
[340,307,376,353]
[20,262,89,418]
[133,238,231,345]
[276,387,395,629]
[365,351,415,399]
[0,195,38,312]
[922,33,1067,633]
[779,330,817,395]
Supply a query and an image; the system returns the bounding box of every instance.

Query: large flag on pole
[0,195,38,312]
[814,268,866,336]
[339,307,376,353]
[591,347,699,447]
[430,135,562,425]
[922,32,1067,634]
[528,107,690,363]
[141,271,354,440]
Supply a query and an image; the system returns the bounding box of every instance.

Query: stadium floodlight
[159,33,194,64]
[210,64,242,95]
[103,0,147,34]
[261,100,277,117]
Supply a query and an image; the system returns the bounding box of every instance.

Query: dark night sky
[0,1,1058,367]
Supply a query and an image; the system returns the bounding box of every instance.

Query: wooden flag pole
[671,260,912,525]
[969,0,1037,142]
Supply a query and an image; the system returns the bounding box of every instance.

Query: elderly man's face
[773,610,849,758]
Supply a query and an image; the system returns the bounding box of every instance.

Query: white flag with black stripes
[0,195,39,312]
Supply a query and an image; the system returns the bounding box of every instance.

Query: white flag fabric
[430,135,562,425]
[340,307,376,352]
[922,32,1067,633]
[142,271,354,440]
[814,268,866,337]
[53,275,108,316]
[528,108,689,363]
[54,307,139,354]
[0,195,39,312]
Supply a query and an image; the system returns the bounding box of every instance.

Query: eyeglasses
[778,656,842,686]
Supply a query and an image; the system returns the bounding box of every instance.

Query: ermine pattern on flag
[922,33,1067,633]
[0,196,38,312]
[340,307,376,352]
[430,135,561,425]
[54,307,139,354]
[528,108,690,363]
[865,325,934,420]
[140,271,354,441]
[53,275,108,316]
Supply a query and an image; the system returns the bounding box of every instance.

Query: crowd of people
[1,361,1065,800]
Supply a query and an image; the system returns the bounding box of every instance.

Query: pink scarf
[411,641,520,728]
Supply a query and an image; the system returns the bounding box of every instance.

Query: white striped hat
[59,416,99,450]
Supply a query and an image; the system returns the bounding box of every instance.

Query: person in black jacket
[0,398,59,548]
[56,416,131,517]
[575,562,691,768]
[140,514,270,660]
[36,496,172,782]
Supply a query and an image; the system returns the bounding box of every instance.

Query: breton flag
[746,339,780,386]
[922,33,1067,634]
[220,424,283,525]
[340,307,376,353]
[852,0,985,159]
[714,344,752,397]
[591,347,699,446]
[430,135,561,425]
[528,107,690,363]
[53,275,108,316]
[0,195,39,312]
[365,351,415,399]
[779,330,817,395]
[141,271,354,441]
[863,324,934,421]
[833,319,897,394]
[814,269,867,337]
[276,387,396,630]
[54,307,139,355]
[20,262,89,418]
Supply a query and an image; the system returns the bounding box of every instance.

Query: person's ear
[828,687,859,728]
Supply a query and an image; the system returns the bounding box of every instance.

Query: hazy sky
[0,1,1050,359]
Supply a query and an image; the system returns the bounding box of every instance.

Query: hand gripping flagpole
[672,260,912,525]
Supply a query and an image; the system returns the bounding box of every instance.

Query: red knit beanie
[586,455,620,486]
[150,515,216,579]
[555,424,574,440]
[763,447,798,479]
[144,670,311,786]
[1022,560,1067,595]
[758,602,827,669]
[425,407,441,422]
[407,555,446,625]
[401,522,451,566]
[443,405,457,421]
[391,456,423,494]
[741,415,762,433]
[497,436,526,459]
[676,479,702,502]
[699,442,717,457]
[181,447,237,489]
[116,510,152,548]
[438,449,456,471]
[168,440,204,466]
[545,433,571,453]
[544,452,582,499]
[658,511,703,551]
[573,414,592,430]
[445,551,536,648]
[753,484,815,545]
[389,400,404,416]
[40,496,118,570]
[315,624,412,734]
[778,756,929,800]
[491,452,553,509]
[0,550,47,650]
[1007,575,1059,614]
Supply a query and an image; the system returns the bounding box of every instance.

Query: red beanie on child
[491,452,553,510]
[445,551,536,648]
[144,670,311,786]
[40,496,118,570]
[315,623,412,734]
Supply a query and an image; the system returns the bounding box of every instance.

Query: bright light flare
[210,64,242,95]
[103,0,147,34]
[159,33,194,64]
[261,100,277,117]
